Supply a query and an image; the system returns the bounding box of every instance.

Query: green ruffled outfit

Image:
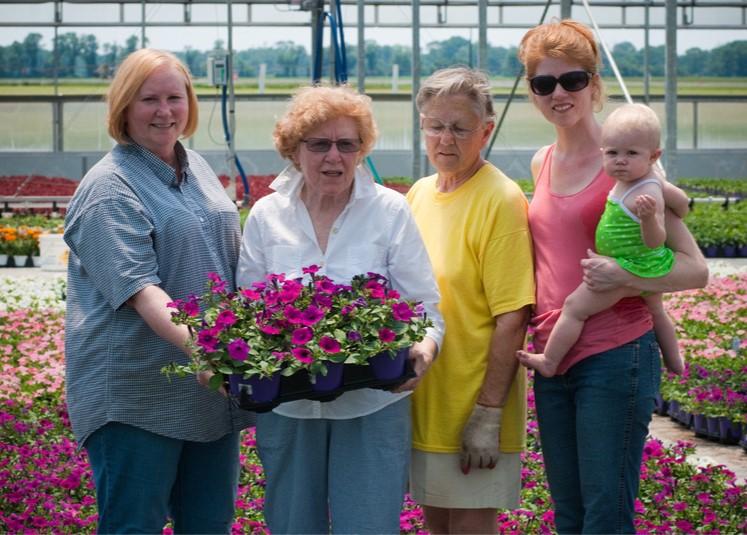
[595,178,675,278]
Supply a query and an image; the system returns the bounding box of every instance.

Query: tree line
[1,32,745,79]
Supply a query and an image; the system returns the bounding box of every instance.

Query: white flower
[0,276,66,312]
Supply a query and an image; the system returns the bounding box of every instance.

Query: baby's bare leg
[517,283,637,377]
[643,293,684,375]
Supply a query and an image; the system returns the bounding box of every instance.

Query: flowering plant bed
[2,274,747,532]
[164,267,431,398]
[661,274,747,442]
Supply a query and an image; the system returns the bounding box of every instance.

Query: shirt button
[332,228,339,234]
[200,217,205,222]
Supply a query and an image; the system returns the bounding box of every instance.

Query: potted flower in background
[0,225,12,266]
[164,266,432,404]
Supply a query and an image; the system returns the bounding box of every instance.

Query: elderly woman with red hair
[237,85,444,534]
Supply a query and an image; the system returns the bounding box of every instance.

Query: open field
[1,76,747,96]
[1,95,745,152]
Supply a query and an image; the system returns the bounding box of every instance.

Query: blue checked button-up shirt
[64,142,254,446]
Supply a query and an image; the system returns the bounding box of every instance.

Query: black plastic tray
[231,359,416,413]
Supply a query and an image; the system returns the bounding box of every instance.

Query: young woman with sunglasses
[517,20,707,533]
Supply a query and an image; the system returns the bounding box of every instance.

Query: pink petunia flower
[291,347,313,364]
[301,306,324,326]
[196,327,220,352]
[392,302,414,322]
[319,336,341,354]
[291,327,313,345]
[215,309,237,330]
[379,328,396,343]
[227,339,249,361]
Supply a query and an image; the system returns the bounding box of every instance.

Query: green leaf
[208,373,226,391]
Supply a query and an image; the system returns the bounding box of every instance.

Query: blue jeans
[534,331,660,534]
[85,422,241,534]
[256,398,411,534]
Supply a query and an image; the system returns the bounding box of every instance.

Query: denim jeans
[256,397,411,534]
[85,422,241,534]
[534,331,660,534]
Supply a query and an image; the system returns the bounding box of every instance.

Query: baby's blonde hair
[602,103,661,150]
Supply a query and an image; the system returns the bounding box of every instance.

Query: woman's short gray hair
[415,66,495,121]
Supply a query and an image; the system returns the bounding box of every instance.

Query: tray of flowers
[163,266,432,411]
[228,350,416,412]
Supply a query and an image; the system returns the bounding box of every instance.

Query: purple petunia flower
[378,328,396,343]
[346,330,362,342]
[291,326,314,345]
[313,294,333,309]
[315,278,337,295]
[284,305,304,324]
[207,272,227,293]
[302,264,320,275]
[291,347,313,364]
[215,309,237,330]
[227,339,249,361]
[319,336,341,354]
[279,280,303,303]
[241,288,261,301]
[392,302,414,322]
[196,327,220,352]
[183,295,200,317]
[364,280,386,299]
[258,322,281,335]
[301,306,324,326]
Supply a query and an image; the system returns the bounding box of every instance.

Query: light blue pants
[85,422,241,534]
[256,397,411,534]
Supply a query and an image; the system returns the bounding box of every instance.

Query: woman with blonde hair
[64,48,254,533]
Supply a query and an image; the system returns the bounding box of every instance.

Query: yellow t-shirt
[406,163,535,453]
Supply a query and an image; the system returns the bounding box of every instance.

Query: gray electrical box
[207,55,228,87]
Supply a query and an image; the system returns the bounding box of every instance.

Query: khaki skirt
[409,449,521,509]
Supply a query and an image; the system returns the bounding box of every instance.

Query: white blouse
[237,164,444,419]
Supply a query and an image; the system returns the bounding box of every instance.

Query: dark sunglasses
[301,138,362,153]
[528,71,593,96]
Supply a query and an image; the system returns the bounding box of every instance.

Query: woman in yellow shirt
[406,66,536,534]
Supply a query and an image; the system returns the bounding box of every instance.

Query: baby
[518,103,688,377]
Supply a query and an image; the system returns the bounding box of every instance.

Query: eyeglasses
[301,138,362,153]
[528,71,593,96]
[420,116,483,139]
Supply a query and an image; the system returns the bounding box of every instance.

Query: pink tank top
[529,145,653,374]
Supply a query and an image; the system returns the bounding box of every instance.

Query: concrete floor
[649,413,747,482]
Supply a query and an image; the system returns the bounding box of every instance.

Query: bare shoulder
[530,145,552,183]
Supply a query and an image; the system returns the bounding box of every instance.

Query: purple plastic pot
[718,417,742,445]
[311,362,344,392]
[693,414,709,437]
[370,347,409,381]
[229,373,281,403]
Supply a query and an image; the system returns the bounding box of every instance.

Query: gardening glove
[459,404,502,474]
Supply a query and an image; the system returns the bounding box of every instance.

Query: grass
[2,97,745,152]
